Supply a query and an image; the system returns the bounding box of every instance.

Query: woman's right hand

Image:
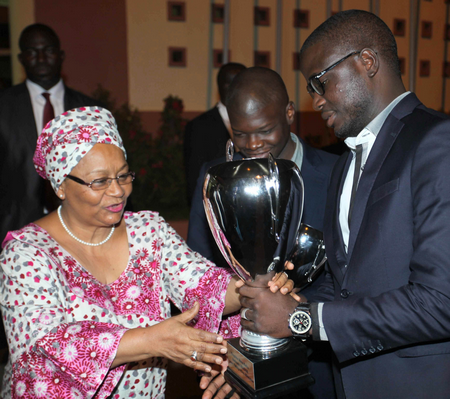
[150,302,228,373]
[113,302,227,372]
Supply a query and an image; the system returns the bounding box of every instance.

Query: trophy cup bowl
[203,154,324,398]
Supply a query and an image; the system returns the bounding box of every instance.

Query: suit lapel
[346,94,420,261]
[324,153,350,286]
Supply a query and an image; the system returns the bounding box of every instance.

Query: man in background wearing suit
[183,62,246,205]
[238,10,450,399]
[193,67,338,399]
[0,23,102,244]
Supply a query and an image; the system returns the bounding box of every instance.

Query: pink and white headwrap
[33,106,126,192]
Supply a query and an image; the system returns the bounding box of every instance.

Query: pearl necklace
[57,205,115,247]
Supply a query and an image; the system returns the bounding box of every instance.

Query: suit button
[353,351,360,357]
[377,344,384,351]
[341,289,350,298]
[361,349,368,356]
[369,347,376,354]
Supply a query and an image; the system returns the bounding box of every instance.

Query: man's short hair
[227,67,289,113]
[19,24,61,51]
[300,9,401,77]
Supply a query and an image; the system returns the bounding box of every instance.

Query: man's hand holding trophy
[202,142,327,398]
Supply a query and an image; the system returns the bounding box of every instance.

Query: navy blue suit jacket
[0,83,102,243]
[317,93,450,399]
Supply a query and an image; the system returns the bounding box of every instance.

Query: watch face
[289,310,311,335]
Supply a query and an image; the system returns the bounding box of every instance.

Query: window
[393,19,406,36]
[213,49,231,68]
[419,60,430,77]
[421,21,432,38]
[398,57,406,75]
[445,24,450,40]
[168,47,186,67]
[293,52,301,70]
[254,51,271,68]
[168,2,186,21]
[254,7,270,26]
[443,61,450,78]
[294,9,309,28]
[212,4,224,23]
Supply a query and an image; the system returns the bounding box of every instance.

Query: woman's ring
[240,307,250,321]
[190,350,198,362]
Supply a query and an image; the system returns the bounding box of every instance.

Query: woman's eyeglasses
[66,171,135,191]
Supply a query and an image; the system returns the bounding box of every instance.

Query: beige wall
[127,0,213,111]
[126,0,450,117]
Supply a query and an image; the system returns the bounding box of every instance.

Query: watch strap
[310,302,321,341]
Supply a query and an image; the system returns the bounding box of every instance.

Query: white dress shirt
[26,78,65,135]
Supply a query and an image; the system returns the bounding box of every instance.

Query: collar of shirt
[344,91,411,152]
[290,133,304,170]
[26,79,65,135]
[26,78,65,103]
[216,101,232,135]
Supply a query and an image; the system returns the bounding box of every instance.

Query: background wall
[6,0,450,147]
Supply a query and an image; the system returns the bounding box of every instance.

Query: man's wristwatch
[288,303,312,340]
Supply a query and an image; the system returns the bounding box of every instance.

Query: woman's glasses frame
[66,171,135,191]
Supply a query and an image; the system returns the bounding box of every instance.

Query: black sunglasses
[306,50,361,96]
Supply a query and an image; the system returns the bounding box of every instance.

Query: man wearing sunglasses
[238,9,450,399]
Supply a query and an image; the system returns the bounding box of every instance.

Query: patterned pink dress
[0,211,241,398]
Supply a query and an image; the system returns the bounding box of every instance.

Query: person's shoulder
[186,107,219,126]
[1,223,51,252]
[0,83,27,103]
[400,101,450,138]
[301,138,339,168]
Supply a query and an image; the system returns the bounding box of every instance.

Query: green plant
[92,86,189,220]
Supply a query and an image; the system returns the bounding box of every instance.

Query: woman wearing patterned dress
[0,107,251,398]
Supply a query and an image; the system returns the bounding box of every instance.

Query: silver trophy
[203,143,326,398]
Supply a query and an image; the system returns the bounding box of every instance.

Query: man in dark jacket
[0,24,102,244]
[183,62,245,205]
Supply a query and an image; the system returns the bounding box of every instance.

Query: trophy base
[224,337,314,399]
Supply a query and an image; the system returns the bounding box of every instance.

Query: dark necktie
[42,92,55,129]
[348,144,363,225]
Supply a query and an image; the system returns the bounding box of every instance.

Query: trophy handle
[287,224,327,288]
[306,241,327,283]
[226,139,234,162]
[292,166,305,237]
